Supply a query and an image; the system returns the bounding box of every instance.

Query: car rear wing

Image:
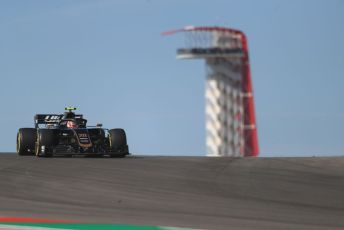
[34,114,84,128]
[34,114,63,128]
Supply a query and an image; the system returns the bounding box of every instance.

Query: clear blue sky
[0,0,343,156]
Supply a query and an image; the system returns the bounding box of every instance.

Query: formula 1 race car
[16,107,129,157]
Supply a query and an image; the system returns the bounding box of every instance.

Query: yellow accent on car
[65,107,77,111]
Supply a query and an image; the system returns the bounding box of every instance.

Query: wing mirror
[96,123,103,127]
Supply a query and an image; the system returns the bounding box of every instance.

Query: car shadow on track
[36,154,145,159]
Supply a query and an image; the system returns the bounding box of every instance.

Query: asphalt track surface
[0,153,344,230]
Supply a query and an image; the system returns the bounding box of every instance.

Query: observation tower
[163,26,259,157]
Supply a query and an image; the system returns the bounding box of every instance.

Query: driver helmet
[66,120,78,129]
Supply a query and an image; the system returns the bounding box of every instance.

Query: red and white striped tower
[163,26,259,157]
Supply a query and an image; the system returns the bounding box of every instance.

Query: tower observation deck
[163,26,259,157]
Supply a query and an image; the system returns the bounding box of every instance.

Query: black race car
[16,107,129,157]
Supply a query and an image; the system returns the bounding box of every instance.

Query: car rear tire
[108,129,128,157]
[35,129,56,157]
[17,128,36,156]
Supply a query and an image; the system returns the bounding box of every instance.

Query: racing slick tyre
[35,129,56,157]
[108,129,129,158]
[17,128,36,156]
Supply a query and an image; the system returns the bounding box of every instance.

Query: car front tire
[108,129,129,158]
